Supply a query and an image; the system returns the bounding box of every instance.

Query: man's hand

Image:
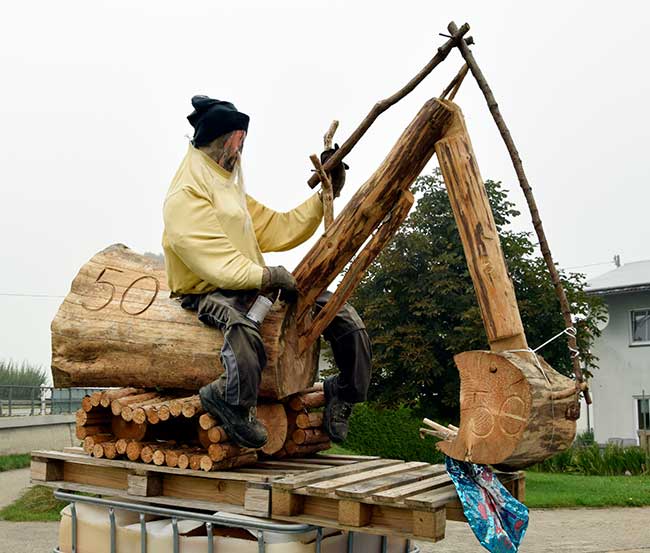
[262,266,298,302]
[320,143,349,198]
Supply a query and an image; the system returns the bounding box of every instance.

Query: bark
[51,244,319,399]
[434,101,529,354]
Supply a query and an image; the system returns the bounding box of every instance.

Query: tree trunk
[433,101,576,469]
[51,244,319,398]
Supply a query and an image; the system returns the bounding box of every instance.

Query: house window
[638,398,650,430]
[630,309,650,345]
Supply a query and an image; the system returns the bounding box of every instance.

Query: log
[198,427,228,449]
[140,441,175,464]
[115,438,132,455]
[124,396,172,423]
[100,388,144,408]
[179,449,204,470]
[111,392,159,417]
[81,396,93,412]
[433,101,576,469]
[292,428,329,445]
[93,441,118,460]
[207,443,255,462]
[76,425,110,440]
[132,397,174,425]
[256,403,288,456]
[284,441,330,456]
[89,391,103,407]
[82,434,112,454]
[165,447,201,468]
[288,391,326,411]
[181,396,202,418]
[51,244,319,399]
[76,408,111,426]
[111,417,148,441]
[294,99,454,331]
[435,101,529,354]
[199,413,218,431]
[200,452,258,472]
[126,440,145,461]
[296,411,324,429]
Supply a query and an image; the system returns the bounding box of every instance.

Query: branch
[307,22,471,188]
[447,21,591,405]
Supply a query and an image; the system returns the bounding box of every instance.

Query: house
[586,260,650,445]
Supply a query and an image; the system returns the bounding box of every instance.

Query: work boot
[323,377,353,443]
[199,383,268,449]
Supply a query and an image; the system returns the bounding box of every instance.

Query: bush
[531,440,648,476]
[341,404,444,464]
[0,359,46,399]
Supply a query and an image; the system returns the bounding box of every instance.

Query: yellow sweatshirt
[162,145,323,295]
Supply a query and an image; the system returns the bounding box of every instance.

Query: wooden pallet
[31,449,524,543]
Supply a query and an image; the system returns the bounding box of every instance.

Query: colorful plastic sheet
[445,456,528,553]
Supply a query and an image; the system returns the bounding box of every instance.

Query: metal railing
[0,386,107,417]
[53,491,419,553]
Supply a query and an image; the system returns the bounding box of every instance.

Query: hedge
[341,404,444,464]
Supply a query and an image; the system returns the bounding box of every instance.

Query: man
[162,95,371,449]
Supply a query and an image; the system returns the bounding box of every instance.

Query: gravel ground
[417,506,650,552]
[0,467,30,509]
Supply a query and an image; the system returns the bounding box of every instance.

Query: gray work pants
[182,290,372,408]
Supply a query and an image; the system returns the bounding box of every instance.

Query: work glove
[320,143,349,198]
[262,266,298,302]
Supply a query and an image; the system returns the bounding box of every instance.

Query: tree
[351,169,604,419]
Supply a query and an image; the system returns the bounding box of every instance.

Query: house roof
[586,260,650,295]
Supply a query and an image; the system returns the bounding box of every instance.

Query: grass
[0,454,31,472]
[325,443,357,455]
[525,471,650,508]
[0,485,66,522]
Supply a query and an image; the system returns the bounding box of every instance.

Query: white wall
[591,291,650,444]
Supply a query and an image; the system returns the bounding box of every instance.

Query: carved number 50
[81,267,160,316]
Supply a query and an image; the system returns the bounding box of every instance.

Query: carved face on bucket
[200,130,247,173]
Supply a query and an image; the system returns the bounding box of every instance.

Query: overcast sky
[1,0,648,377]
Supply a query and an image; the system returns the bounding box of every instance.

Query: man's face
[223,130,246,158]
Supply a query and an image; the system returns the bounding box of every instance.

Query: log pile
[75,385,330,471]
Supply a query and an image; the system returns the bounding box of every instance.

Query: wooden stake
[307,23,470,189]
[310,154,335,229]
[323,120,339,150]
[447,20,590,406]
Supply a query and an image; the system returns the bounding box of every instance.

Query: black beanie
[187,95,250,147]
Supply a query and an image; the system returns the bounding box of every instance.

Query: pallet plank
[404,487,458,511]
[372,473,451,503]
[335,465,446,499]
[273,459,403,491]
[305,461,427,495]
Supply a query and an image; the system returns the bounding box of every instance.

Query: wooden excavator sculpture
[51,22,586,471]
